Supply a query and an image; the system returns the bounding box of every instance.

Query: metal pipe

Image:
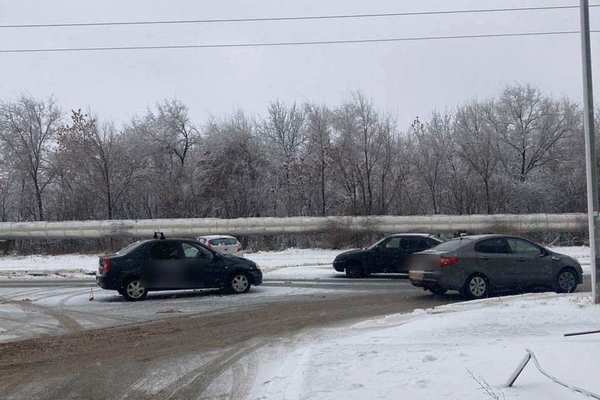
[0,213,588,240]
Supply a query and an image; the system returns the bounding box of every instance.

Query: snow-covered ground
[250,292,600,400]
[0,248,347,280]
[0,246,590,280]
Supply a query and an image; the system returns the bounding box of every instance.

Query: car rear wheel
[228,273,250,294]
[123,278,148,301]
[556,269,578,293]
[429,286,447,296]
[463,274,489,299]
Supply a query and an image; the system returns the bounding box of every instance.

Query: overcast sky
[0,0,598,128]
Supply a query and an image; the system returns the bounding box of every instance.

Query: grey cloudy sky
[0,0,598,128]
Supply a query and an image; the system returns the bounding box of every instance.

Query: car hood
[549,251,581,268]
[220,254,256,268]
[335,249,366,259]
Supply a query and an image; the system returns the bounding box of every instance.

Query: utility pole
[580,0,600,304]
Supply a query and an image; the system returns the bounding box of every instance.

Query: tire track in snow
[158,340,265,400]
[0,297,82,334]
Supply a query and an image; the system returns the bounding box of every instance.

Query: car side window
[182,243,201,258]
[425,239,438,248]
[475,238,511,254]
[182,242,213,259]
[407,238,431,252]
[150,242,181,260]
[383,238,402,249]
[507,238,542,256]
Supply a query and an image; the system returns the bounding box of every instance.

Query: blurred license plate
[409,271,424,280]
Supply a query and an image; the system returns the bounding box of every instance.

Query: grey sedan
[408,234,583,299]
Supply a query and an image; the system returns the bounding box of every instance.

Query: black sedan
[333,233,442,277]
[96,238,262,301]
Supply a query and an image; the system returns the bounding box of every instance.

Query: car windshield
[367,237,388,250]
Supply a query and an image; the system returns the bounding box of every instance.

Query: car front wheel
[556,269,578,293]
[345,264,364,278]
[463,274,489,299]
[228,273,250,294]
[123,278,148,301]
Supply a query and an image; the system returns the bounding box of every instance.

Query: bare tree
[488,85,579,182]
[260,101,305,216]
[305,104,332,216]
[411,113,453,214]
[454,102,499,214]
[57,110,143,219]
[0,97,61,220]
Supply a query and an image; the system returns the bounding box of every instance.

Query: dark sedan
[96,238,263,301]
[333,233,442,278]
[408,234,583,298]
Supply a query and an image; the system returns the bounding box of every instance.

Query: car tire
[227,273,251,294]
[555,269,578,293]
[345,264,363,278]
[122,278,148,301]
[463,274,489,299]
[429,286,447,296]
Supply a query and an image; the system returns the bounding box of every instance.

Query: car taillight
[103,258,112,274]
[440,256,459,268]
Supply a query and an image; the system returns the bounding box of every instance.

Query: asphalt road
[0,275,592,400]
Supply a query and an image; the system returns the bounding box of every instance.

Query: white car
[196,235,243,255]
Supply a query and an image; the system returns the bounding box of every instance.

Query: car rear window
[427,238,469,252]
[209,238,238,246]
[115,240,145,255]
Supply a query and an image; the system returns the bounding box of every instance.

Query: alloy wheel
[558,271,577,293]
[468,276,487,298]
[126,280,146,299]
[231,274,249,293]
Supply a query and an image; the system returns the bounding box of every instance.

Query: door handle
[479,257,490,261]
[517,258,526,262]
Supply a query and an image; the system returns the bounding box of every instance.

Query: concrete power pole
[580,0,600,304]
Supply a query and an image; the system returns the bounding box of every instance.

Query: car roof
[143,238,201,244]
[457,234,528,241]
[387,233,438,238]
[196,235,237,240]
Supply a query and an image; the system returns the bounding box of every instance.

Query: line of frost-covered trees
[0,83,593,223]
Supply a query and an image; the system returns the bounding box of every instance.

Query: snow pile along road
[0,246,590,279]
[251,293,600,400]
[0,248,347,280]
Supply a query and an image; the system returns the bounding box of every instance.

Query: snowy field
[0,246,591,280]
[0,248,347,280]
[250,292,600,400]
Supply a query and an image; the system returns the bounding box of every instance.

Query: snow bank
[0,248,346,279]
[0,247,590,280]
[251,293,600,399]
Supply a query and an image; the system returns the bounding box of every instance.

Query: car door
[180,242,223,288]
[373,237,404,272]
[506,238,551,287]
[395,237,428,273]
[474,238,514,289]
[147,241,186,289]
